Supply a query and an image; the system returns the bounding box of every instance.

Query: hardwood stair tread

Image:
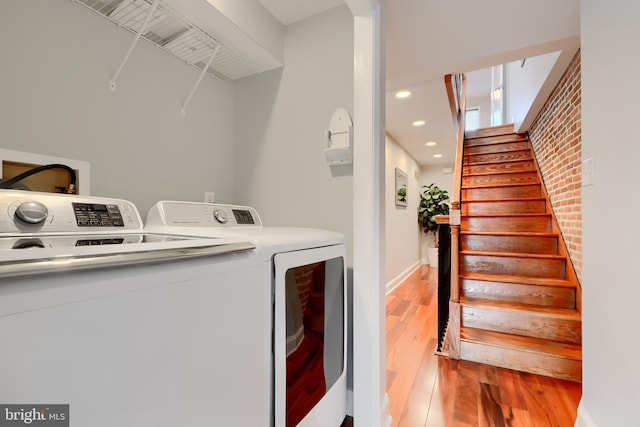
[464,133,521,142]
[462,213,551,218]
[462,182,541,189]
[461,197,546,203]
[461,158,533,167]
[460,229,554,236]
[460,230,558,237]
[460,297,580,318]
[460,277,577,309]
[465,149,531,157]
[461,327,582,361]
[465,132,527,141]
[460,250,566,260]
[464,124,515,139]
[462,170,537,177]
[459,272,577,288]
[464,142,530,154]
[464,135,528,146]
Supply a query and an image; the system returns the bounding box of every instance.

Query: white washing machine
[145,201,348,427]
[0,190,271,427]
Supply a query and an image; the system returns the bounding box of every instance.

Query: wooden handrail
[444,74,466,300]
[442,74,466,359]
[444,75,459,123]
[445,74,466,208]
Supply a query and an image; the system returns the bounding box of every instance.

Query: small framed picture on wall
[395,167,408,207]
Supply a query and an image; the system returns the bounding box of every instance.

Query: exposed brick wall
[528,50,582,282]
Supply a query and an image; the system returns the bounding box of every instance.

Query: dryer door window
[274,245,346,427]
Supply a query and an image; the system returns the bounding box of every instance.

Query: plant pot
[427,247,438,268]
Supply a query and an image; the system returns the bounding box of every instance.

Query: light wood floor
[386,266,582,427]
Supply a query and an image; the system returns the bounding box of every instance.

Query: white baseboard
[575,399,597,427]
[385,261,421,295]
[382,393,393,427]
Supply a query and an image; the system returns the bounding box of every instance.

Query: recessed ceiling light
[425,141,437,146]
[412,120,426,127]
[395,90,411,99]
[433,154,443,158]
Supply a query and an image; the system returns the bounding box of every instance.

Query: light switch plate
[583,157,595,186]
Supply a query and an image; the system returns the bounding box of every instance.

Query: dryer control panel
[146,201,263,229]
[0,189,143,234]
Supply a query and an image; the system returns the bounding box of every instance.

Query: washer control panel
[0,189,143,234]
[73,203,125,227]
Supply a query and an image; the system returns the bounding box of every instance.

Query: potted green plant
[418,183,451,267]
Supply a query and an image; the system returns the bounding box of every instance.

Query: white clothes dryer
[0,190,271,427]
[145,201,348,427]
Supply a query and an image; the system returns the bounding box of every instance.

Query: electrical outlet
[204,192,215,203]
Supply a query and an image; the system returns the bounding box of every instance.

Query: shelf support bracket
[109,0,160,92]
[181,45,221,117]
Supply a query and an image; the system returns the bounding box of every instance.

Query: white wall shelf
[74,0,261,84]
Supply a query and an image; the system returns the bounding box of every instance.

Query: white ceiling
[256,0,580,167]
[255,0,345,26]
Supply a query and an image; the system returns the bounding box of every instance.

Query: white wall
[234,4,355,404]
[421,165,455,196]
[579,1,640,426]
[0,0,236,214]
[420,164,455,260]
[506,51,560,129]
[385,134,421,290]
[234,6,354,260]
[466,95,492,130]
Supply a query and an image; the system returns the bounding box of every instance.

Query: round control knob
[213,209,228,224]
[15,201,49,225]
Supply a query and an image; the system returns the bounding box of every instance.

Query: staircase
[457,124,582,382]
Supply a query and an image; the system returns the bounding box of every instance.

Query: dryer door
[273,244,347,427]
